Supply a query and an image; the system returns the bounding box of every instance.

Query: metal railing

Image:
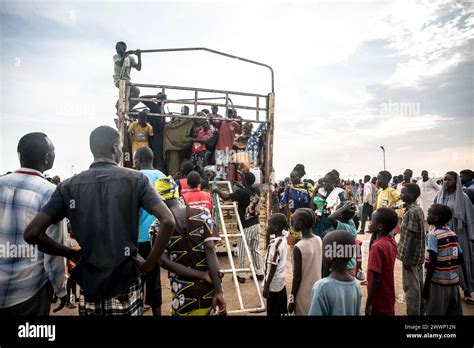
[127,82,268,124]
[116,47,275,186]
[138,47,274,93]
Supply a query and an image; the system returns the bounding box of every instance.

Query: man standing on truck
[213,109,241,181]
[114,41,142,111]
[139,92,167,171]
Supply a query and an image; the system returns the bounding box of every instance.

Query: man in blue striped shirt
[0,133,67,315]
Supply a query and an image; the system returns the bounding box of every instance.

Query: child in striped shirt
[423,204,471,315]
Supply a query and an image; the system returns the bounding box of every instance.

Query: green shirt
[113,54,136,87]
[335,220,357,270]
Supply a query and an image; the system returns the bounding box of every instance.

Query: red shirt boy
[366,208,398,316]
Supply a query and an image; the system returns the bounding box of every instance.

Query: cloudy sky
[1,0,473,180]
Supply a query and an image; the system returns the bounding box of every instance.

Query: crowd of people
[265,164,474,316]
[0,39,472,317]
[1,128,473,317]
[126,107,266,184]
[0,129,220,316]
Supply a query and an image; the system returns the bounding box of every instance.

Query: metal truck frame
[116,47,275,223]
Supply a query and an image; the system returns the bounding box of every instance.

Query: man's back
[398,203,425,265]
[229,187,260,228]
[42,161,162,301]
[0,170,65,308]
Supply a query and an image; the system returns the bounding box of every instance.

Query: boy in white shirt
[263,213,289,316]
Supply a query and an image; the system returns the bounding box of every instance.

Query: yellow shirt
[376,187,400,209]
[128,121,153,154]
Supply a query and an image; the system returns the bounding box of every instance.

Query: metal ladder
[213,180,266,314]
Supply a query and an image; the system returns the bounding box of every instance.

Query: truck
[116,47,275,313]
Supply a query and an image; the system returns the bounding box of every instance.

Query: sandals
[236,274,264,283]
[465,297,474,305]
[250,274,265,281]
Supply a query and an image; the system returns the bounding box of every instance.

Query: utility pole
[380,146,386,171]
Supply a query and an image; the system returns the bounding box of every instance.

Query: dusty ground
[52,230,474,316]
